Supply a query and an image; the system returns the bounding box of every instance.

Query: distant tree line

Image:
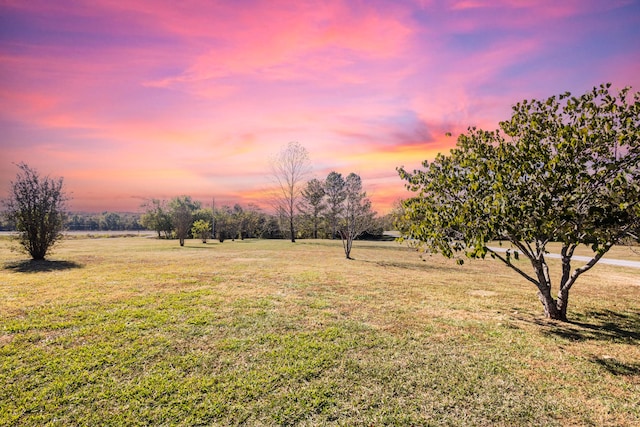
[139,196,387,246]
[135,168,388,255]
[0,210,146,232]
[0,216,13,231]
[166,197,278,246]
[66,212,145,231]
[1,193,389,241]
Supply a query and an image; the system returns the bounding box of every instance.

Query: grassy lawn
[1,236,639,426]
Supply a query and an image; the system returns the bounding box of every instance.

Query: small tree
[338,173,376,259]
[191,219,212,243]
[243,203,263,238]
[141,199,173,238]
[169,196,200,246]
[260,214,284,239]
[231,204,246,240]
[213,205,233,242]
[270,141,311,242]
[398,84,640,321]
[324,171,346,239]
[2,163,68,260]
[300,178,326,239]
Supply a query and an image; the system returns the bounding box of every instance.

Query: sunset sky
[1,0,639,214]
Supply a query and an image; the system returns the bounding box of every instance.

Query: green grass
[1,237,639,425]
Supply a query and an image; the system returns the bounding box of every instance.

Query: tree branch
[562,241,615,292]
[486,247,539,286]
[510,240,534,261]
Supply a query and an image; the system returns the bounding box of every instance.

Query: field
[1,236,639,426]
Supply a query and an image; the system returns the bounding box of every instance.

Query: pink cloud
[137,0,415,95]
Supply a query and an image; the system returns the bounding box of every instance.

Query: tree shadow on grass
[524,310,640,377]
[4,259,83,273]
[592,356,640,376]
[531,309,640,343]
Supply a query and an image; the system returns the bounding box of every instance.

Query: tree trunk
[31,252,46,261]
[341,231,353,259]
[289,217,295,243]
[494,242,581,323]
[555,287,570,322]
[532,258,568,321]
[536,289,566,321]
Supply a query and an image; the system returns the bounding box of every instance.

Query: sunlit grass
[1,236,639,425]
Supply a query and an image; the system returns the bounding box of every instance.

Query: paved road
[487,247,640,269]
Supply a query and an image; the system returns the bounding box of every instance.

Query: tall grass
[1,237,639,425]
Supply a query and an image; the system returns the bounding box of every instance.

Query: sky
[1,0,639,214]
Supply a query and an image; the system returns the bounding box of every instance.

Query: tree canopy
[398,84,640,321]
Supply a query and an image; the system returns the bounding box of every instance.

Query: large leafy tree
[398,84,640,321]
[3,163,69,260]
